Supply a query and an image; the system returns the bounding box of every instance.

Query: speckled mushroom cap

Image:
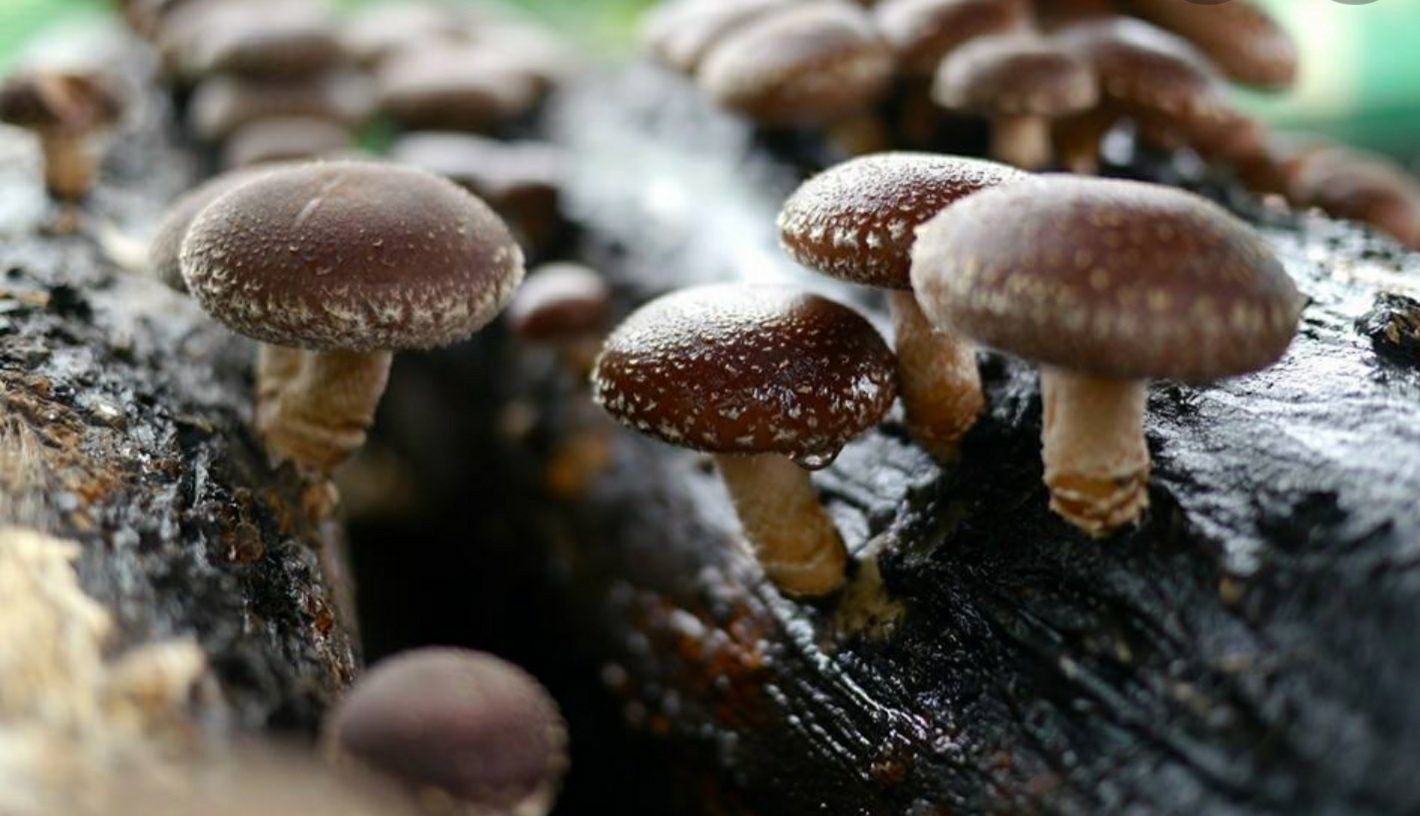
[1123,0,1297,91]
[376,45,542,132]
[180,160,525,352]
[912,176,1302,381]
[873,0,1028,76]
[506,263,611,343]
[1054,19,1235,130]
[150,163,286,292]
[593,285,897,461]
[326,648,566,814]
[932,33,1097,118]
[642,0,792,74]
[778,152,1026,290]
[0,70,121,134]
[696,2,894,127]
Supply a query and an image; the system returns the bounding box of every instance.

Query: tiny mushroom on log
[506,262,613,376]
[326,648,568,816]
[912,176,1302,535]
[1123,0,1298,91]
[778,152,1027,460]
[695,1,895,152]
[592,284,898,597]
[932,32,1097,170]
[0,69,122,208]
[179,160,525,477]
[1287,147,1420,251]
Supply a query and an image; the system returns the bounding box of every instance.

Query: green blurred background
[3,0,1418,164]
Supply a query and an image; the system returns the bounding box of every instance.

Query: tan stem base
[1040,368,1150,536]
[260,350,392,477]
[889,291,983,462]
[715,453,847,598]
[41,133,95,203]
[993,114,1052,170]
[255,344,305,431]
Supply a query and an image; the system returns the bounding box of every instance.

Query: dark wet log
[355,66,1420,815]
[0,52,355,738]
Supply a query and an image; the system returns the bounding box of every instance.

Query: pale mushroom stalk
[993,113,1052,171]
[261,350,392,475]
[887,290,981,461]
[1054,108,1118,175]
[40,131,96,202]
[255,343,308,430]
[714,453,848,598]
[1039,367,1150,537]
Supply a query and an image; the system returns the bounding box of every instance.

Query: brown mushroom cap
[641,0,793,74]
[186,2,344,79]
[1123,0,1297,91]
[180,160,525,352]
[188,72,373,141]
[1054,19,1236,132]
[150,164,285,292]
[506,263,611,343]
[932,33,1097,118]
[220,116,353,169]
[593,284,897,461]
[376,45,542,132]
[912,176,1301,381]
[0,70,122,134]
[778,152,1026,289]
[1289,148,1420,250]
[326,648,566,814]
[873,0,1029,76]
[696,2,894,127]
[341,0,469,67]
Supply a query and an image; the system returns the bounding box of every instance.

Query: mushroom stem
[888,290,982,461]
[1039,367,1150,536]
[1054,108,1117,175]
[40,131,95,202]
[827,113,890,158]
[714,453,848,598]
[260,349,393,475]
[255,343,306,430]
[992,114,1052,170]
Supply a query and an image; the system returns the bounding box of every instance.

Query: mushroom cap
[1289,148,1420,250]
[186,2,344,79]
[641,0,793,74]
[341,0,469,67]
[180,160,525,352]
[912,176,1302,381]
[505,263,611,343]
[593,284,897,461]
[1054,19,1235,130]
[778,152,1026,290]
[0,70,122,134]
[376,45,542,132]
[150,164,286,292]
[188,73,373,141]
[696,2,894,127]
[933,33,1097,119]
[326,648,567,815]
[220,116,353,169]
[1124,0,1297,91]
[873,0,1028,76]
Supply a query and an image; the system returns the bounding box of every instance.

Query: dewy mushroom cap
[912,176,1302,381]
[778,152,1026,290]
[933,34,1097,117]
[592,285,897,461]
[180,160,525,352]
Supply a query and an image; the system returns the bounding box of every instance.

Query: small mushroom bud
[180,160,525,477]
[932,32,1097,169]
[592,285,897,597]
[913,177,1302,535]
[1287,147,1420,251]
[376,45,543,133]
[0,69,122,210]
[872,0,1029,76]
[1122,0,1297,91]
[220,116,354,169]
[778,152,1026,460]
[506,263,612,376]
[326,648,567,816]
[696,1,895,154]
